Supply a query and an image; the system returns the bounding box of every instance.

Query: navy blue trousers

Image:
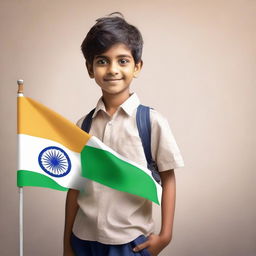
[71,233,151,256]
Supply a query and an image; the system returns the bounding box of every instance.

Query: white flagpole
[19,187,23,256]
[17,79,24,256]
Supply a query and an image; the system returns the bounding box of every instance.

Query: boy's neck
[102,90,131,116]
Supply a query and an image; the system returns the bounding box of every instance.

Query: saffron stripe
[17,97,91,153]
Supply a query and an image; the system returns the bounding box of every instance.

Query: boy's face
[86,43,142,97]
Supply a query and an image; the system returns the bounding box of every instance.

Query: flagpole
[19,187,23,256]
[17,79,24,256]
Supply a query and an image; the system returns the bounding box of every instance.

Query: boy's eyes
[96,59,108,65]
[119,59,130,64]
[96,59,130,65]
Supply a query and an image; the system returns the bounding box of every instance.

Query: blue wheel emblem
[38,146,71,177]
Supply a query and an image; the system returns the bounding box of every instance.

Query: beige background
[0,0,255,255]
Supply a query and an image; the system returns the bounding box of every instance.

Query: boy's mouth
[104,78,123,81]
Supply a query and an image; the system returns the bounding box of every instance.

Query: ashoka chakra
[38,146,71,177]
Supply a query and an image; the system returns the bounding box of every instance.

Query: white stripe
[18,134,88,190]
[87,136,162,203]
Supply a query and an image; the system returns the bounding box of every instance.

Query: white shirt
[72,93,184,244]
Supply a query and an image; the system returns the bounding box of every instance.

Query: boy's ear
[85,61,94,78]
[133,60,143,78]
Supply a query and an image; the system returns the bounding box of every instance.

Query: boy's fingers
[133,241,150,252]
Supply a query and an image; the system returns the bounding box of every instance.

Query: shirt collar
[92,93,141,118]
[92,97,106,118]
[121,93,140,116]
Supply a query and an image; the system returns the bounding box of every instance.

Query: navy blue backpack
[81,105,161,184]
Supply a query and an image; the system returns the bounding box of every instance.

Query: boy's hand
[63,247,75,256]
[133,233,170,256]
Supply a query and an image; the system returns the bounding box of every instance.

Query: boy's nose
[107,63,119,75]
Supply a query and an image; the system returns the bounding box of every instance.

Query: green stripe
[17,170,68,191]
[81,146,159,204]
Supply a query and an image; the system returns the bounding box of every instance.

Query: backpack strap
[136,105,161,184]
[81,108,95,133]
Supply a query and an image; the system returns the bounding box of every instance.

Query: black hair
[81,12,143,65]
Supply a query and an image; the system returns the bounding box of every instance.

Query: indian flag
[17,96,162,205]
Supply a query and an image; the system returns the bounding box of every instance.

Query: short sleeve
[150,110,184,172]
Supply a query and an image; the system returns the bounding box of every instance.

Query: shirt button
[108,121,112,126]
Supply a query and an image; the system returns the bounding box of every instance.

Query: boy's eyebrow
[95,54,132,59]
[116,54,132,58]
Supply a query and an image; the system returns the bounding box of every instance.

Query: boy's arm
[159,169,176,241]
[133,169,176,256]
[63,189,79,256]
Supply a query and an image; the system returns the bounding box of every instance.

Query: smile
[104,78,123,81]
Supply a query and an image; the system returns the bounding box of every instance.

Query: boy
[63,12,184,256]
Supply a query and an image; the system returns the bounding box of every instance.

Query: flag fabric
[17,96,162,205]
